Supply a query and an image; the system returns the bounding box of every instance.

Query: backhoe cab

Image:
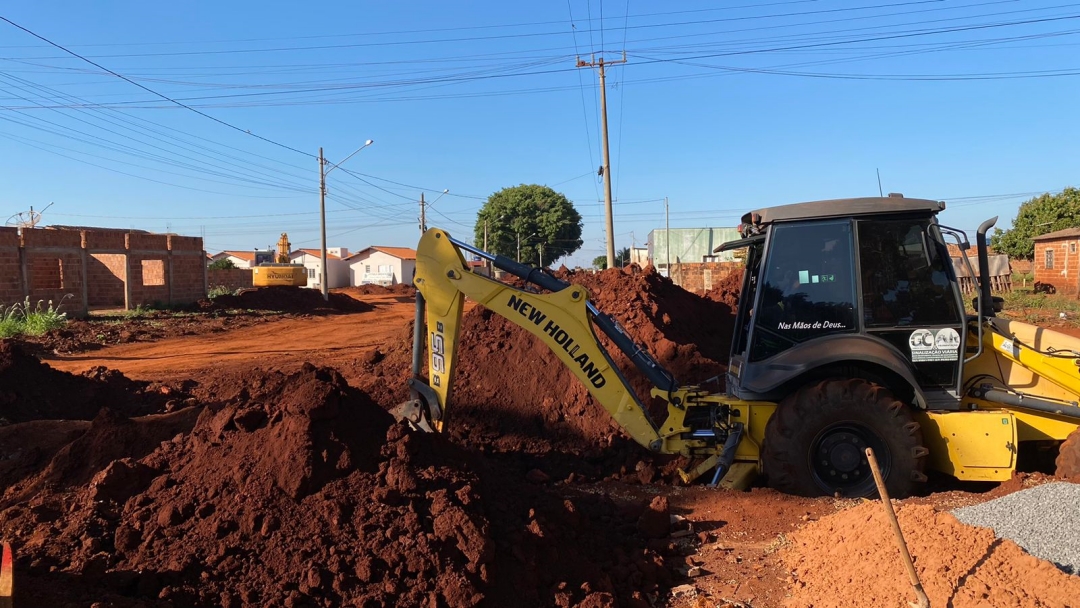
[399,196,1080,498]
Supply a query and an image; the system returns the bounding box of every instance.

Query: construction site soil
[783,499,1080,607]
[19,310,286,356]
[4,268,1078,607]
[201,286,373,314]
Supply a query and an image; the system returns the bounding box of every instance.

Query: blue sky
[0,1,1077,267]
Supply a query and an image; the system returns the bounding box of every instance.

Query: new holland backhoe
[394,196,1080,498]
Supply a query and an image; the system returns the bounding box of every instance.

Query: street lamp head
[364,139,374,146]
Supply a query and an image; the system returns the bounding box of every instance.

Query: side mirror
[972,296,1005,313]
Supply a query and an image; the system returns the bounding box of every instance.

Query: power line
[0,15,312,158]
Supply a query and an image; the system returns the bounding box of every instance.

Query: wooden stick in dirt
[0,542,12,608]
[865,447,930,608]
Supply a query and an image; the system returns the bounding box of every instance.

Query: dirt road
[44,293,416,382]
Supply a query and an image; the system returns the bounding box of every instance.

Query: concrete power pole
[577,52,626,269]
[319,147,329,302]
[665,197,670,277]
[419,192,426,234]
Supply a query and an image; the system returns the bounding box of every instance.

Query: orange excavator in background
[252,233,307,287]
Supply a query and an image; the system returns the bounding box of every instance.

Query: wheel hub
[810,423,888,495]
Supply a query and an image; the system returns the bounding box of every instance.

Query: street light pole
[319,139,374,301]
[319,147,328,301]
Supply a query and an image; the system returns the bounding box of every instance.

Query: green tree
[592,247,631,270]
[474,184,583,266]
[990,187,1080,259]
[208,257,237,270]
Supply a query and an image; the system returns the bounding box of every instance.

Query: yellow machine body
[252,264,308,287]
[408,227,1080,486]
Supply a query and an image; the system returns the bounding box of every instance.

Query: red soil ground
[5,272,1075,607]
[783,500,1080,608]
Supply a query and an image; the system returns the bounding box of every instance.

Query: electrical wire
[0,15,313,157]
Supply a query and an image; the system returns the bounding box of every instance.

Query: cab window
[857,219,961,327]
[750,221,857,361]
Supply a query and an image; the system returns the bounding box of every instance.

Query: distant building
[1034,227,1080,294]
[646,227,742,276]
[345,246,417,286]
[208,249,274,269]
[289,248,350,289]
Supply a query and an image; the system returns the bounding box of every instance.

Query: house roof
[291,248,341,260]
[344,246,417,261]
[1033,227,1080,241]
[215,250,257,262]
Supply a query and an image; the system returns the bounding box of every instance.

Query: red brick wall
[1035,239,1080,294]
[127,254,169,306]
[127,233,168,251]
[6,228,205,311]
[0,227,21,304]
[208,268,253,292]
[670,262,742,293]
[87,253,126,308]
[171,255,207,303]
[82,230,126,251]
[21,229,83,308]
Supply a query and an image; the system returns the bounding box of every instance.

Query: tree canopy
[989,187,1080,259]
[593,247,630,270]
[473,184,583,267]
[208,257,237,270]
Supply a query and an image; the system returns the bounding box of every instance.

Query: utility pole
[539,245,543,269]
[577,52,627,269]
[665,197,670,277]
[517,231,521,263]
[317,139,374,302]
[419,192,426,234]
[876,168,884,197]
[319,147,329,301]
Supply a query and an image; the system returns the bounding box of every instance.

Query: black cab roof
[742,196,945,228]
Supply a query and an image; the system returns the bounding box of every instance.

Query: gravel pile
[952,481,1080,575]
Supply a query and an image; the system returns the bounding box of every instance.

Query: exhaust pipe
[976,217,998,318]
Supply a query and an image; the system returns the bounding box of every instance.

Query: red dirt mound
[0,340,187,423]
[339,283,416,297]
[201,286,372,314]
[359,265,734,462]
[782,501,1080,608]
[3,364,674,608]
[703,269,742,310]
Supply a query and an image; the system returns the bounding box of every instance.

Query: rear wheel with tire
[1056,427,1080,479]
[762,379,928,498]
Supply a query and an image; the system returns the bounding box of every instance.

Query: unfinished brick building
[0,226,206,316]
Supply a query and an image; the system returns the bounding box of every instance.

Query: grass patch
[207,285,238,299]
[0,296,72,338]
[1001,291,1080,315]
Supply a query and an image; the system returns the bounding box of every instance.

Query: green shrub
[207,285,236,299]
[0,295,72,337]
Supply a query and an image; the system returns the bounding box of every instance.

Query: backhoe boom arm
[400,229,671,450]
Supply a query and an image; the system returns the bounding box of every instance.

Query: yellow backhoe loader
[394,196,1080,497]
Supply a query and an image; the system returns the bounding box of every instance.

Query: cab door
[856,218,965,400]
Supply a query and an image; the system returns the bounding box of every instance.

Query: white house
[209,250,274,269]
[344,246,417,286]
[288,248,350,289]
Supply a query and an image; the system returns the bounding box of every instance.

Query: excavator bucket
[1,542,12,608]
